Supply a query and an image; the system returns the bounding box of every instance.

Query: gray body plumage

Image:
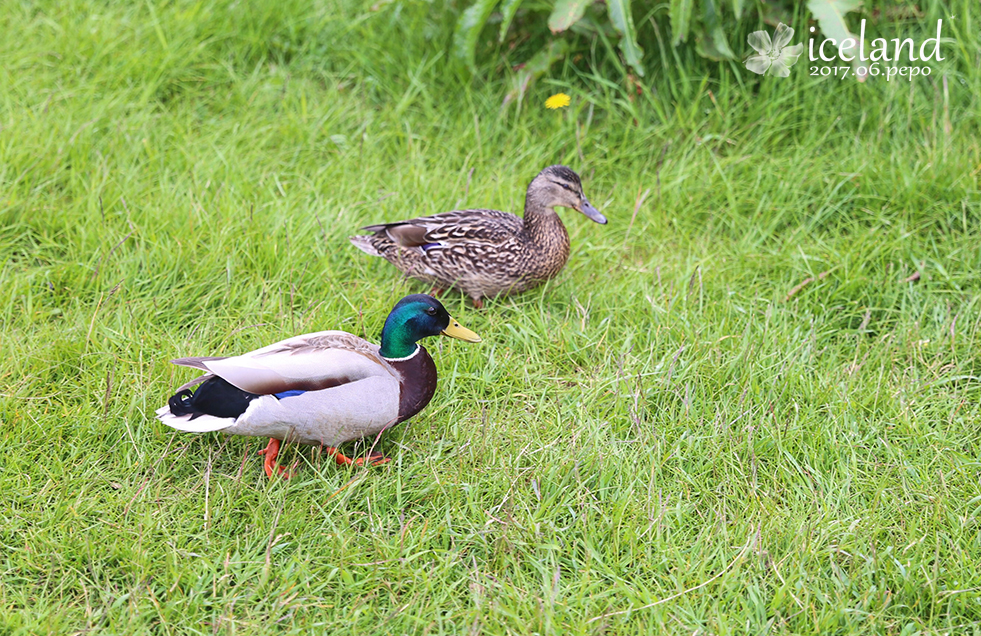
[223,376,400,446]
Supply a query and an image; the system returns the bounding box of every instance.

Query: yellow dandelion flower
[545,93,570,109]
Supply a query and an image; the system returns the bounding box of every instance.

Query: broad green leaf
[732,0,745,19]
[548,0,591,33]
[452,0,500,72]
[807,0,868,75]
[504,40,569,105]
[696,0,736,60]
[570,13,616,38]
[607,0,645,76]
[669,0,693,45]
[498,0,525,42]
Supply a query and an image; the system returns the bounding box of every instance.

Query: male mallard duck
[155,294,481,477]
[349,165,606,308]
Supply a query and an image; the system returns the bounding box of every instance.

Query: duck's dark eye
[551,179,575,192]
[425,306,437,316]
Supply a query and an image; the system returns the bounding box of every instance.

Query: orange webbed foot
[360,451,391,466]
[322,446,390,467]
[257,438,296,479]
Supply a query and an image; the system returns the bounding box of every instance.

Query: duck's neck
[379,315,420,359]
[522,190,569,245]
[380,342,419,361]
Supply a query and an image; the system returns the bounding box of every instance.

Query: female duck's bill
[579,198,606,224]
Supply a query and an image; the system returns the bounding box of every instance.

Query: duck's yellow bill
[441,318,482,343]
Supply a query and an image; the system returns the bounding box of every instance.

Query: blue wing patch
[274,390,306,399]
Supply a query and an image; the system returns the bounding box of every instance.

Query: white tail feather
[156,409,234,433]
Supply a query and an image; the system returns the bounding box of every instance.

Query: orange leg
[322,446,390,467]
[471,297,484,309]
[257,438,296,479]
[428,286,445,298]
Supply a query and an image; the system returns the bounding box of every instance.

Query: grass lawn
[1,0,980,633]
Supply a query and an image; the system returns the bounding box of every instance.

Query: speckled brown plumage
[350,165,606,306]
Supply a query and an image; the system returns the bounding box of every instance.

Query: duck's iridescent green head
[379,294,481,359]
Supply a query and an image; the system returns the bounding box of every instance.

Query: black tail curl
[166,377,259,421]
[168,389,196,416]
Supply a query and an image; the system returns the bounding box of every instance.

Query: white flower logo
[745,23,803,77]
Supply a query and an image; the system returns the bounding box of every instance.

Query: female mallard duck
[349,165,606,308]
[155,294,480,478]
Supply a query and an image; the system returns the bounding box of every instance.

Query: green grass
[2,0,980,633]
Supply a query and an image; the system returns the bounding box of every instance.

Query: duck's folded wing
[174,331,394,396]
[362,209,523,248]
[171,356,228,371]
